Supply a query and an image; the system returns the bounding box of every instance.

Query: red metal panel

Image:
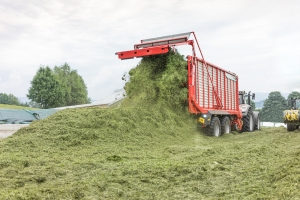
[188,56,240,115]
[115,45,169,60]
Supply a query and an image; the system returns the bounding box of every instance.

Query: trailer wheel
[221,116,231,134]
[206,116,221,137]
[287,123,296,132]
[242,109,254,132]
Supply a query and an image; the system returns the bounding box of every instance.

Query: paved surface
[0,124,29,139]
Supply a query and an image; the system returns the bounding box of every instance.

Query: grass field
[0,104,37,110]
[1,106,300,199]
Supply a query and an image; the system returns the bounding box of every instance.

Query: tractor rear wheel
[242,109,254,132]
[221,116,231,134]
[206,116,221,137]
[287,123,296,132]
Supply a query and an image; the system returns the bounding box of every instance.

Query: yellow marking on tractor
[284,110,299,122]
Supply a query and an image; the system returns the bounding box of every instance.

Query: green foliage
[0,93,21,106]
[27,66,65,108]
[260,91,288,122]
[27,64,90,108]
[19,102,30,107]
[288,91,300,99]
[28,101,43,109]
[54,63,90,106]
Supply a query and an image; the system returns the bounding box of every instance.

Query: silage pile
[0,50,198,198]
[123,50,188,109]
[15,50,194,147]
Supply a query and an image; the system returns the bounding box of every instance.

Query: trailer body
[116,32,258,136]
[187,56,241,124]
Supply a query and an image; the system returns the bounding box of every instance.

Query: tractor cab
[238,91,255,105]
[287,97,300,110]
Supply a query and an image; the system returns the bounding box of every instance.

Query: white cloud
[0,71,24,95]
[0,0,299,100]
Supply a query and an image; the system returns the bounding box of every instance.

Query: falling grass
[1,51,300,199]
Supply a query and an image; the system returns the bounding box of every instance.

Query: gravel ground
[0,124,29,139]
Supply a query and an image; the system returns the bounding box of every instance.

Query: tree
[287,91,300,109]
[0,93,21,105]
[28,101,42,109]
[260,91,288,122]
[20,102,30,107]
[27,66,65,108]
[54,63,90,106]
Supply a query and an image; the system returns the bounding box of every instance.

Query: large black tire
[254,114,261,130]
[242,109,254,132]
[287,123,296,132]
[221,116,231,134]
[205,116,222,137]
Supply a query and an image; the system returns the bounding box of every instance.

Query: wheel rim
[250,115,253,131]
[225,120,230,133]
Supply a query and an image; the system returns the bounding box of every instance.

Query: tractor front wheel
[242,109,254,132]
[287,123,296,132]
[254,115,260,130]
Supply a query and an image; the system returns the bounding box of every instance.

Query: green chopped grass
[1,51,300,199]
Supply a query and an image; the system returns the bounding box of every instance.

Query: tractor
[284,97,300,131]
[238,91,260,131]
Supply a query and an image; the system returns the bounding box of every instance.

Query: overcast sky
[0,0,299,101]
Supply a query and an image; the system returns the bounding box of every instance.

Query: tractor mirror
[252,93,255,100]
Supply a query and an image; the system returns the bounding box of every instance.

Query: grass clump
[1,51,300,199]
[123,50,187,110]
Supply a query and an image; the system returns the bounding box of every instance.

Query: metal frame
[116,45,169,60]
